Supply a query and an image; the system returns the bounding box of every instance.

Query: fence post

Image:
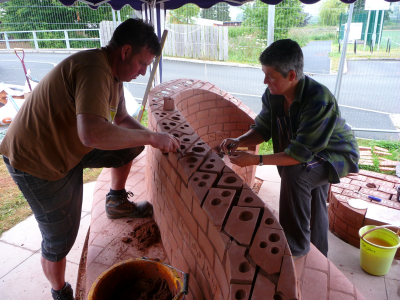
[224,26,228,61]
[4,33,10,50]
[267,5,275,46]
[219,26,223,61]
[334,2,355,102]
[32,31,39,49]
[64,30,70,49]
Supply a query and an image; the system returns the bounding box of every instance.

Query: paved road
[302,41,331,75]
[1,50,399,140]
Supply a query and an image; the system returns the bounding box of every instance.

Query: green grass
[382,30,400,49]
[259,138,399,176]
[356,139,400,176]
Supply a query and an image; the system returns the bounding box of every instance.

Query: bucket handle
[140,257,189,299]
[361,225,400,240]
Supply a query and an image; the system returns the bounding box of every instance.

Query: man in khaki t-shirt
[1,19,179,300]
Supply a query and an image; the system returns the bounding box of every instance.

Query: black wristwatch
[259,155,263,166]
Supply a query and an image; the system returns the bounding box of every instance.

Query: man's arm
[228,151,301,168]
[77,113,179,152]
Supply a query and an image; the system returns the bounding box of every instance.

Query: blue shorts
[3,147,144,262]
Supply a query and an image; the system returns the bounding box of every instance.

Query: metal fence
[0,0,399,140]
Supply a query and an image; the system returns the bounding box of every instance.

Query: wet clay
[114,278,173,300]
[128,220,161,251]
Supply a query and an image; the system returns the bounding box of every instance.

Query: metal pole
[267,5,275,46]
[117,10,122,25]
[363,10,371,51]
[112,9,117,30]
[64,31,70,49]
[371,10,379,49]
[334,3,355,101]
[4,33,10,50]
[377,10,384,52]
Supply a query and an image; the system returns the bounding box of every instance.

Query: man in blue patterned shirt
[220,39,359,258]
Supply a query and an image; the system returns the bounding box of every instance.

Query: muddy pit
[114,278,173,300]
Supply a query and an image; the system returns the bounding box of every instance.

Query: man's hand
[151,132,180,153]
[220,138,240,154]
[228,151,258,168]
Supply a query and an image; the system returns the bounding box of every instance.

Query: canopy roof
[58,0,399,11]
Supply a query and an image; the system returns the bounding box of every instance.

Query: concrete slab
[0,252,79,300]
[255,165,281,183]
[385,278,400,300]
[82,182,96,213]
[0,242,34,278]
[0,215,41,251]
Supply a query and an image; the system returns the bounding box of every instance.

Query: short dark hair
[108,18,162,57]
[259,39,304,80]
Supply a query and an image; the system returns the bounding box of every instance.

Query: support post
[377,10,384,52]
[64,30,70,49]
[32,31,39,49]
[117,10,122,25]
[4,33,10,50]
[334,3,355,102]
[267,5,275,46]
[112,9,117,31]
[371,10,379,49]
[363,10,371,51]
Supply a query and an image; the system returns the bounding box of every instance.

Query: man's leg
[81,147,152,219]
[278,163,330,257]
[41,257,66,290]
[3,156,81,299]
[310,183,330,257]
[111,161,133,190]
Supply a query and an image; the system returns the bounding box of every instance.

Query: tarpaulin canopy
[57,0,399,11]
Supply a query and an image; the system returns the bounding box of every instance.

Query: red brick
[199,116,216,128]
[187,94,204,106]
[200,100,216,111]
[230,284,252,300]
[195,264,213,300]
[203,188,236,228]
[209,107,225,117]
[329,261,355,294]
[251,272,276,300]
[224,107,237,115]
[189,233,205,270]
[182,240,196,273]
[333,222,348,242]
[276,255,298,300]
[217,173,244,191]
[301,269,328,300]
[223,123,237,131]
[198,228,214,267]
[248,227,286,275]
[226,242,255,284]
[172,221,183,250]
[209,123,224,133]
[196,110,209,120]
[188,103,200,115]
[237,123,250,131]
[304,244,329,272]
[197,126,208,137]
[208,224,229,262]
[193,200,209,233]
[203,258,221,297]
[188,271,205,300]
[188,172,218,205]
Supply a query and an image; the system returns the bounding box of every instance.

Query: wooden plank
[224,26,229,61]
[219,26,223,61]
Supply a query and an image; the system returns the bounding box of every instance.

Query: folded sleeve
[285,102,339,162]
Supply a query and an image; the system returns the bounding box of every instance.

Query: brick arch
[146,79,298,299]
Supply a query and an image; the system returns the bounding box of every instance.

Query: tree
[318,0,347,26]
[241,0,308,41]
[169,4,200,24]
[201,3,231,22]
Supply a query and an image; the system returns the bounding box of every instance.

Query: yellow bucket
[359,225,400,276]
[88,257,188,300]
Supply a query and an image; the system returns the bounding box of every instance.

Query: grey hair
[259,39,304,80]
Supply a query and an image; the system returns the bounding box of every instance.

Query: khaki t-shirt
[0,48,125,180]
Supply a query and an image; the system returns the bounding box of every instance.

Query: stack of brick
[329,169,400,259]
[146,79,299,299]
